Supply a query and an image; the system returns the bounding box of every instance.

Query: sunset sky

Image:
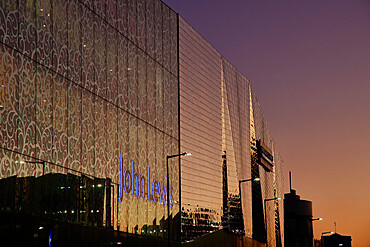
[163,0,370,245]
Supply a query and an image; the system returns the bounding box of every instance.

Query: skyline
[163,0,370,246]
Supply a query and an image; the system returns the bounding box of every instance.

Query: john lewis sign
[118,154,174,207]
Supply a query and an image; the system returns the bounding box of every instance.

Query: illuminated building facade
[1,0,284,246]
[179,17,285,245]
[0,0,179,245]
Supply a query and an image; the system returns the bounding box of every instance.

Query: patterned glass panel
[146,125,156,233]
[127,0,136,44]
[146,0,155,58]
[67,0,82,85]
[106,0,117,28]
[0,146,19,178]
[163,69,171,135]
[0,0,19,50]
[95,18,107,99]
[18,53,36,158]
[94,97,106,178]
[116,0,128,37]
[81,0,93,11]
[137,119,148,233]
[0,44,19,151]
[162,5,170,71]
[117,35,128,110]
[138,49,147,121]
[52,0,67,77]
[147,56,156,126]
[154,0,162,64]
[52,73,67,168]
[36,0,53,69]
[107,25,117,104]
[155,63,163,130]
[67,82,81,172]
[94,0,106,20]
[81,6,95,93]
[18,0,36,59]
[170,10,178,76]
[117,108,128,231]
[127,41,137,115]
[137,0,146,51]
[35,64,53,165]
[81,89,94,175]
[128,114,138,233]
[106,103,118,180]
[155,130,165,236]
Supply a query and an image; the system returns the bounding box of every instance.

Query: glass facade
[178,16,223,241]
[0,0,179,244]
[1,0,284,245]
[179,17,284,245]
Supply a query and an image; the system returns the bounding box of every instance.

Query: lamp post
[239,178,260,207]
[264,197,281,246]
[312,218,323,221]
[166,152,191,247]
[238,178,260,229]
[309,218,322,244]
[17,160,46,175]
[321,231,333,247]
[321,231,333,237]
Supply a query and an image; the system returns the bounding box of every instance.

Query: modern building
[178,17,284,246]
[0,0,284,246]
[284,188,313,246]
[322,233,352,247]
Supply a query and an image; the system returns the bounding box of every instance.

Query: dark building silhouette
[322,233,352,247]
[284,173,314,247]
[0,173,109,227]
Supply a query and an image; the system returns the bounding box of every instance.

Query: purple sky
[162,0,370,245]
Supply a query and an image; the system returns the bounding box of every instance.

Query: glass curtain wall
[179,16,284,245]
[0,0,179,242]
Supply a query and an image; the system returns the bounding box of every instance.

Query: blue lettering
[123,169,131,194]
[147,165,154,202]
[169,186,173,208]
[134,172,138,196]
[158,181,167,205]
[131,161,134,196]
[152,179,157,203]
[119,154,123,203]
[118,154,176,206]
[152,180,157,202]
[138,174,145,198]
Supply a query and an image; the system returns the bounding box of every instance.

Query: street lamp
[16,160,46,175]
[264,197,281,246]
[309,218,322,244]
[239,178,260,200]
[166,152,192,247]
[238,178,260,235]
[312,218,323,221]
[321,231,333,247]
[321,231,333,236]
[238,177,260,229]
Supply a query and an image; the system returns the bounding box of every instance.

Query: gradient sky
[162,0,370,246]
